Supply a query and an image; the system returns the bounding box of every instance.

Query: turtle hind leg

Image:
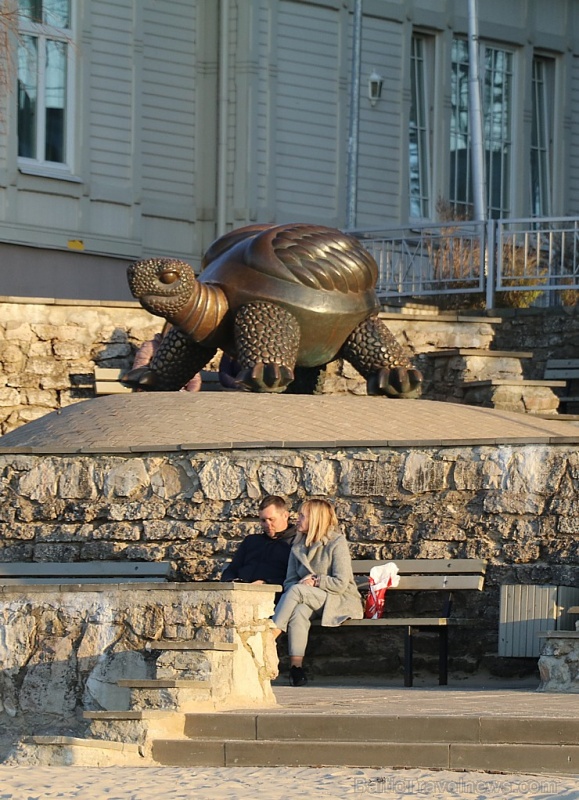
[124,327,216,391]
[234,302,300,393]
[341,315,423,399]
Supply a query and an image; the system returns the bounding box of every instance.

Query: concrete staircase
[149,709,579,775]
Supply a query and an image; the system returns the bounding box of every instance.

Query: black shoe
[289,666,308,687]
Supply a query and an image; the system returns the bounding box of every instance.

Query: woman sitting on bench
[271,498,363,687]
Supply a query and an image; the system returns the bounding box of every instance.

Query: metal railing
[351,216,579,309]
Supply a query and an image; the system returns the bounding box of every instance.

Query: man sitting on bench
[221,496,296,590]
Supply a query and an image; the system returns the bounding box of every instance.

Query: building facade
[1,0,579,301]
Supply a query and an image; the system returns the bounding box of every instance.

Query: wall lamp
[368,70,383,106]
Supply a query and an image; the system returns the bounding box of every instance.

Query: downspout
[217,0,229,237]
[467,0,486,223]
[345,0,362,230]
[467,0,492,306]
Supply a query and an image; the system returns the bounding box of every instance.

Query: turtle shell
[200,223,380,363]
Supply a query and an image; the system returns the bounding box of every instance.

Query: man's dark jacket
[221,526,296,585]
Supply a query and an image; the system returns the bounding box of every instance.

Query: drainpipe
[345,0,362,230]
[216,0,229,237]
[467,0,491,306]
[467,0,486,224]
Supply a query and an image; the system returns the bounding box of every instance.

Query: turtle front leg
[340,315,423,399]
[123,326,216,391]
[234,302,300,392]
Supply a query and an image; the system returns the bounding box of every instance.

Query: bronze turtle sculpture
[125,223,422,397]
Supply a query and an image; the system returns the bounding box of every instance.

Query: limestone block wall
[0,583,277,749]
[0,298,159,434]
[0,443,577,678]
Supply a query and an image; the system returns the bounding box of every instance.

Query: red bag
[363,562,400,619]
[364,575,390,619]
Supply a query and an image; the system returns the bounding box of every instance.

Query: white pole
[467,0,486,222]
[345,0,362,230]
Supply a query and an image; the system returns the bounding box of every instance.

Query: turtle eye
[159,270,179,285]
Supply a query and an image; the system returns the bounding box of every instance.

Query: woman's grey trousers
[272,583,327,657]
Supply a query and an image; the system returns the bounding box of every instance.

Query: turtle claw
[121,366,159,390]
[237,362,295,393]
[367,366,423,399]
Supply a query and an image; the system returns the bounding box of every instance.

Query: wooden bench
[0,561,172,585]
[332,558,487,687]
[94,366,133,395]
[543,359,579,409]
[93,367,222,395]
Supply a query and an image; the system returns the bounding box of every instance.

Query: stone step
[149,711,579,773]
[84,709,188,745]
[428,348,534,359]
[534,413,579,422]
[460,380,562,415]
[145,639,237,652]
[460,379,565,388]
[117,679,213,712]
[20,735,145,766]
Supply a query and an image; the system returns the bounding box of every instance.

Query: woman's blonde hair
[300,499,338,546]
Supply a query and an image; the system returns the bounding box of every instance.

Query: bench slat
[0,577,168,585]
[94,367,132,395]
[0,562,171,578]
[351,558,486,575]
[340,617,452,627]
[395,574,484,591]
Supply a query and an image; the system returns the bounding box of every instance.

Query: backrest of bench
[0,561,171,584]
[544,359,579,380]
[94,367,132,395]
[352,559,486,591]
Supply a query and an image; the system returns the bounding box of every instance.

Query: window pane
[44,0,70,28]
[483,48,512,219]
[17,35,38,158]
[450,39,472,216]
[450,39,513,220]
[531,57,552,217]
[19,1,42,24]
[409,35,431,218]
[18,1,69,27]
[44,39,66,162]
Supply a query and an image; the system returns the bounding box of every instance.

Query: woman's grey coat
[284,528,363,626]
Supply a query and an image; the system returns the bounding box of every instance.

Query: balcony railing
[350,216,579,309]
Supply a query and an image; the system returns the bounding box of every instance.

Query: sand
[0,766,575,799]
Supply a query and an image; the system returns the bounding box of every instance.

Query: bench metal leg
[404,626,413,687]
[438,627,448,685]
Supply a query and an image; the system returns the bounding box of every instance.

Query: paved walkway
[266,675,579,719]
[1,394,578,453]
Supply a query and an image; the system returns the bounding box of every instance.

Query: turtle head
[128,257,229,341]
[127,258,198,323]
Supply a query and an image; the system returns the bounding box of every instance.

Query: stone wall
[0,298,160,435]
[492,307,579,378]
[0,583,277,754]
[1,443,577,678]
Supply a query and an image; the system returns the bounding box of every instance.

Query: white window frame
[17,1,76,179]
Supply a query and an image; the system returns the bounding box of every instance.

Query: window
[17,0,73,172]
[409,34,432,219]
[530,56,554,217]
[450,39,513,219]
